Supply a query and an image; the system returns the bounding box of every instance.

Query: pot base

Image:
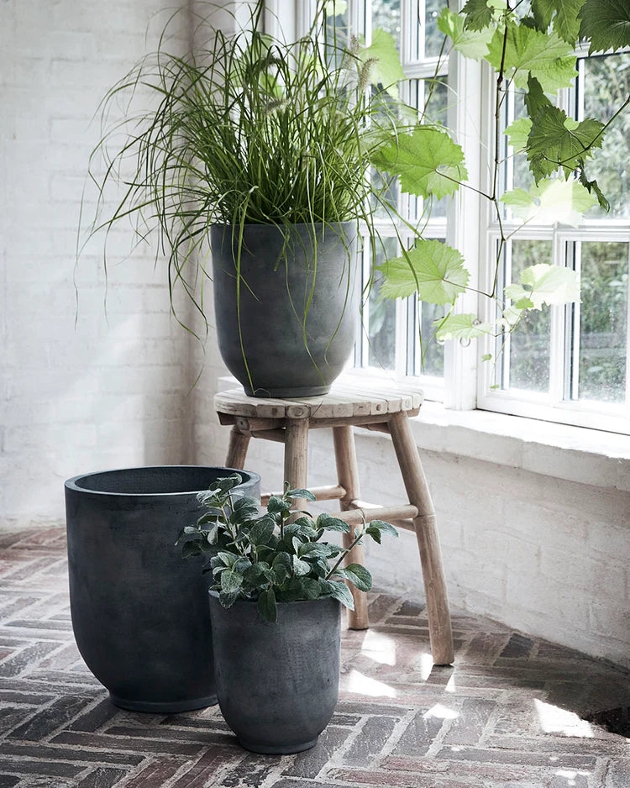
[237,737,319,755]
[245,384,331,398]
[110,693,219,714]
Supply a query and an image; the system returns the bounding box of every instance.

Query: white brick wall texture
[1,0,629,669]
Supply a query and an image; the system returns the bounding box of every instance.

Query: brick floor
[0,527,629,787]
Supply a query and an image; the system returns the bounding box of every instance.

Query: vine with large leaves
[371,0,630,349]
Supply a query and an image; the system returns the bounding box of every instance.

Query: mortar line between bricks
[424,705,458,759]
[315,717,371,780]
[373,706,419,765]
[258,755,298,788]
[479,689,511,747]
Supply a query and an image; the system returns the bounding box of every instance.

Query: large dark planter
[64,466,260,713]
[209,592,341,754]
[211,222,358,398]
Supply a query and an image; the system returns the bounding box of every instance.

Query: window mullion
[443,48,483,410]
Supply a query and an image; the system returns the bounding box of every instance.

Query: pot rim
[64,465,260,498]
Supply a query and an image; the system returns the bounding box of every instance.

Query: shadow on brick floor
[0,527,629,787]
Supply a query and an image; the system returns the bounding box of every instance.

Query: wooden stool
[214,379,454,666]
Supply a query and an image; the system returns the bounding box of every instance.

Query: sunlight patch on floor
[345,668,397,698]
[534,699,594,737]
[554,769,591,786]
[424,703,459,720]
[360,630,397,665]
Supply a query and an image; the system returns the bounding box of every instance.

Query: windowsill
[406,401,630,493]
[217,373,630,493]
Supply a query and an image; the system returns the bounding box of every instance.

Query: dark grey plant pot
[64,466,260,713]
[209,592,341,754]
[211,222,358,398]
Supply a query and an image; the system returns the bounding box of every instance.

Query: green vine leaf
[379,241,470,305]
[527,105,605,181]
[504,117,532,152]
[487,20,577,91]
[578,0,630,54]
[359,28,406,97]
[434,313,494,341]
[438,7,494,59]
[462,0,506,31]
[370,126,467,200]
[501,177,598,226]
[504,264,580,309]
[532,0,586,45]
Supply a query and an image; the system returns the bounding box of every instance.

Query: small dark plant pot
[64,466,260,713]
[211,222,358,398]
[209,592,341,754]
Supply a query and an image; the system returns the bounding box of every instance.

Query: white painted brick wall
[0,0,194,528]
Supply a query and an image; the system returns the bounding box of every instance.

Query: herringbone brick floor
[0,528,629,787]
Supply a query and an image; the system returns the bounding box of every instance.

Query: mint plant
[177,474,398,623]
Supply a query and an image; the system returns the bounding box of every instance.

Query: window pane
[577,241,628,402]
[506,241,553,392]
[424,0,447,58]
[367,237,398,369]
[371,0,401,47]
[582,53,630,219]
[419,302,444,376]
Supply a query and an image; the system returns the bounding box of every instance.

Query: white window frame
[288,0,630,435]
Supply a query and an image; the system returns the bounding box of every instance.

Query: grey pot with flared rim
[211,222,358,398]
[209,592,341,754]
[64,465,260,713]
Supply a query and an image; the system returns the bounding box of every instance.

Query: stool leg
[333,425,369,630]
[226,426,251,470]
[388,411,454,666]
[284,418,309,509]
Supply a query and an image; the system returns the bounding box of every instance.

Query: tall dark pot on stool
[64,465,260,712]
[211,222,358,398]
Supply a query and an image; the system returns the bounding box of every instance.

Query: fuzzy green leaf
[257,589,278,622]
[298,542,331,559]
[434,313,495,341]
[316,513,351,533]
[487,21,576,91]
[211,474,243,494]
[300,578,323,600]
[437,7,494,59]
[292,555,312,576]
[360,28,406,97]
[372,126,467,200]
[285,488,317,502]
[578,0,630,54]
[180,541,202,559]
[249,516,277,546]
[322,580,355,610]
[267,495,292,515]
[220,569,243,594]
[501,177,598,226]
[342,563,373,592]
[378,240,470,305]
[366,520,399,539]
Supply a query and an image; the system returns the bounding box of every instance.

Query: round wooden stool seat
[214,376,454,666]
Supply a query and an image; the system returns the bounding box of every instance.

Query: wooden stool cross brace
[214,381,454,666]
